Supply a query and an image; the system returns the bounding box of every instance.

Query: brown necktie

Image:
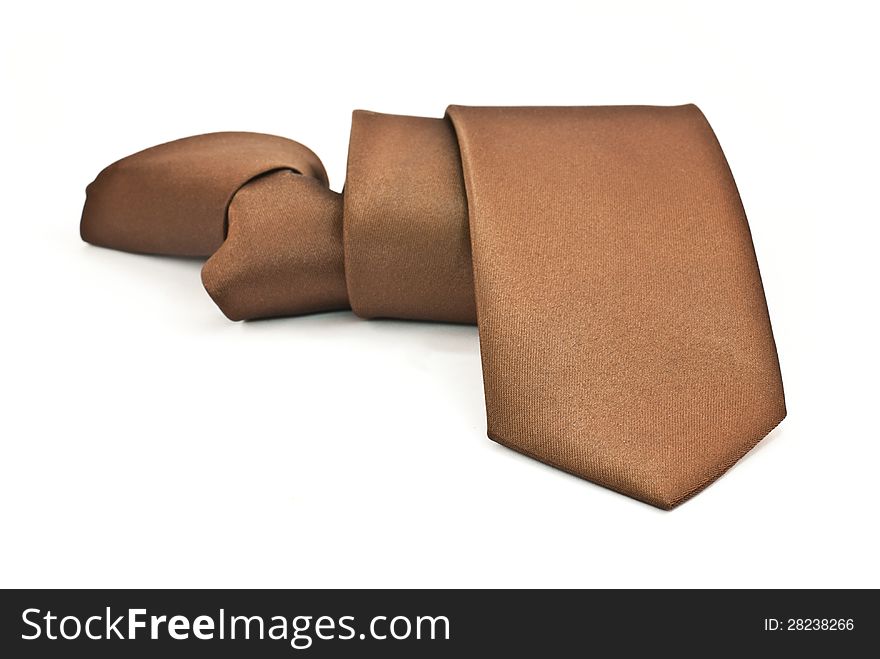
[81,105,786,509]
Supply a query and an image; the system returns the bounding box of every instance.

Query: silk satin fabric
[81,105,786,509]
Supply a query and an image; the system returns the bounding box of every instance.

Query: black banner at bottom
[1,589,875,656]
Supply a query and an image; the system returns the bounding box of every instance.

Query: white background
[1,1,877,588]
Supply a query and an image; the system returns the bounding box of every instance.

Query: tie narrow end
[80,132,331,258]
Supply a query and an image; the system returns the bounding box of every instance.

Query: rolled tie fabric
[81,105,786,509]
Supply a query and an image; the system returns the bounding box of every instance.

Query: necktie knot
[80,132,347,320]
